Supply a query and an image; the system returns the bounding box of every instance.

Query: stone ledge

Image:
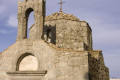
[47,42,87,52]
[7,71,47,76]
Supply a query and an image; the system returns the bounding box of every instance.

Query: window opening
[47,29,52,42]
[26,8,34,38]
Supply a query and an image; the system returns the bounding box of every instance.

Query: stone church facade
[0,0,109,80]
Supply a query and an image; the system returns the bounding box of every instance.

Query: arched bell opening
[25,8,35,39]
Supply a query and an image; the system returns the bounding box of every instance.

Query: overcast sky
[0,0,120,78]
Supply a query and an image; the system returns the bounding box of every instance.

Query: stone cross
[58,0,65,12]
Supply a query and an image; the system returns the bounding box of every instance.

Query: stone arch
[11,50,41,71]
[17,0,46,40]
[16,53,38,71]
[25,8,34,21]
[25,8,35,38]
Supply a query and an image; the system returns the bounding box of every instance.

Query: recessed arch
[16,53,38,71]
[25,8,34,19]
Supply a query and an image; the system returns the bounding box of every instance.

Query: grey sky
[0,0,120,78]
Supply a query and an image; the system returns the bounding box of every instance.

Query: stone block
[55,62,68,68]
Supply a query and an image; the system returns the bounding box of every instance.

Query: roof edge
[45,12,80,22]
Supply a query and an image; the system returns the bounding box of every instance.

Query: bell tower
[17,0,46,40]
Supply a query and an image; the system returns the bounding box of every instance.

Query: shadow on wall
[44,25,56,44]
[84,72,89,80]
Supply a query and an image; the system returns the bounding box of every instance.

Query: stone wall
[44,12,93,50]
[0,11,109,80]
[88,50,109,80]
[53,50,89,80]
[29,12,93,50]
[0,40,90,80]
[0,0,109,80]
[0,40,55,80]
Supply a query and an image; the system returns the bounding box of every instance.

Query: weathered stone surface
[88,51,109,80]
[44,16,92,50]
[0,0,109,80]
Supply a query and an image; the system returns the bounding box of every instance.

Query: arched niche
[16,53,38,71]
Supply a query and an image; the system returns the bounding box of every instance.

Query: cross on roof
[58,0,65,12]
